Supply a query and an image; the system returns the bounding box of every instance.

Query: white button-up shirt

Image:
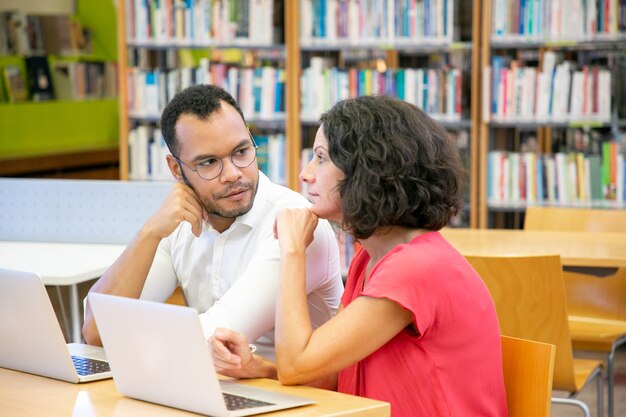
[140,173,344,359]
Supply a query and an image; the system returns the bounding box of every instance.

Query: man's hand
[144,183,207,238]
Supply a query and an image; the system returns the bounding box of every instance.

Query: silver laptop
[0,268,111,383]
[88,292,314,417]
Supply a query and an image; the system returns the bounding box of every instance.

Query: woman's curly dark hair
[320,95,465,239]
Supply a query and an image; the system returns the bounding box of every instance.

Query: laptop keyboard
[223,393,274,411]
[71,355,111,376]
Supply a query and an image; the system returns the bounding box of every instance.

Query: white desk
[0,241,126,343]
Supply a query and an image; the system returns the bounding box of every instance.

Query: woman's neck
[359,227,429,265]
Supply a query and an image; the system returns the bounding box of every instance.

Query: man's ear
[166,154,185,183]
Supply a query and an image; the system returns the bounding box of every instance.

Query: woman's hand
[210,328,276,379]
[273,208,319,254]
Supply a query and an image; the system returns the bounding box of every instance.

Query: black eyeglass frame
[172,133,258,181]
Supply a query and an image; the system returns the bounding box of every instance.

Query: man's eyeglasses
[173,135,258,181]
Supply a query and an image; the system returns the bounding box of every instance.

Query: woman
[212,95,508,416]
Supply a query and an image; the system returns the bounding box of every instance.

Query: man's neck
[208,215,236,233]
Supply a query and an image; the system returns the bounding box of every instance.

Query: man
[83,85,344,367]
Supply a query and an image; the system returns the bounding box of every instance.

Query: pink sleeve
[360,249,446,337]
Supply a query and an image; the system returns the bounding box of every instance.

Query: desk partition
[0,178,172,244]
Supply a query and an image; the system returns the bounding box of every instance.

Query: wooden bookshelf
[116,0,288,183]
[479,0,626,228]
[293,1,479,228]
[116,1,626,230]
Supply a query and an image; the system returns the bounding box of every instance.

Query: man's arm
[82,183,206,346]
[196,214,342,346]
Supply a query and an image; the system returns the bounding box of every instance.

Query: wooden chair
[501,335,555,417]
[165,287,187,306]
[525,206,626,417]
[466,254,603,417]
[524,206,626,233]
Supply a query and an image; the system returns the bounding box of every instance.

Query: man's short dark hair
[320,95,465,239]
[160,84,246,156]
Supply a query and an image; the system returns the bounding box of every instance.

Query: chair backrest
[466,254,578,392]
[165,287,187,306]
[501,335,555,417]
[524,206,626,321]
[524,206,626,233]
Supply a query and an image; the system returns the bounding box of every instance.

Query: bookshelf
[117,0,508,227]
[116,0,288,182]
[0,0,120,179]
[479,0,626,228]
[290,0,480,228]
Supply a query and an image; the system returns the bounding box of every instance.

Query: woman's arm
[210,327,338,390]
[274,208,413,385]
[276,271,413,385]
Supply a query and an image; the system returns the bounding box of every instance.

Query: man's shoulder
[265,180,312,209]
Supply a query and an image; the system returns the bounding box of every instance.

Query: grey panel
[0,178,172,244]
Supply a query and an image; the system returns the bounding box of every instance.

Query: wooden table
[0,368,390,417]
[441,228,626,269]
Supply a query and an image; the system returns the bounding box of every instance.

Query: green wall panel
[0,99,119,158]
[0,0,119,159]
[76,0,118,61]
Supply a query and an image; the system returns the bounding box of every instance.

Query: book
[25,56,55,101]
[51,61,75,100]
[39,15,74,55]
[0,69,6,102]
[25,16,45,54]
[7,11,31,55]
[2,65,29,103]
[0,12,12,55]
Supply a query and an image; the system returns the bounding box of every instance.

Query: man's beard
[181,171,258,219]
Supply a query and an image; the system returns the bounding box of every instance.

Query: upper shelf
[300,40,472,53]
[490,33,626,49]
[126,39,286,50]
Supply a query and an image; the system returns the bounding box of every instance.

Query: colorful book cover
[2,65,29,103]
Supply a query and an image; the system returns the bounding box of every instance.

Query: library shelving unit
[116,0,289,183]
[478,0,626,228]
[117,1,482,228]
[289,0,481,228]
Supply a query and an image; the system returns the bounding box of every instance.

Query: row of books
[0,12,91,56]
[256,133,287,185]
[128,125,286,184]
[300,0,455,44]
[52,60,118,101]
[487,141,626,207]
[301,56,462,121]
[128,125,172,181]
[126,0,276,45]
[485,52,612,123]
[492,0,626,39]
[0,58,117,103]
[128,61,285,120]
